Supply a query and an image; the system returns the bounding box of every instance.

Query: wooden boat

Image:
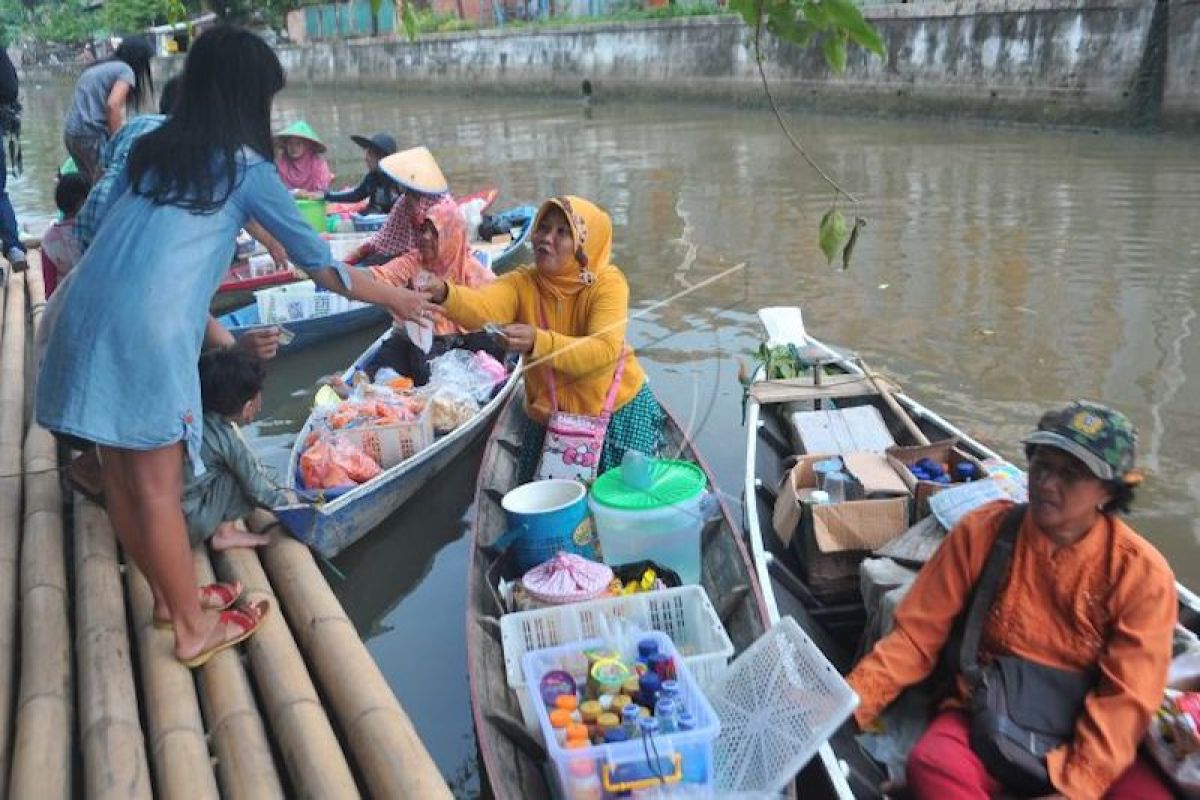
[742,306,1200,799]
[472,205,536,273]
[466,384,812,799]
[215,292,388,357]
[273,329,522,557]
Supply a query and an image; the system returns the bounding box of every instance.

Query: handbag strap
[537,296,627,416]
[959,503,1027,686]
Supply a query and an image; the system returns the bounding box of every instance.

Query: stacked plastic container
[522,630,720,799]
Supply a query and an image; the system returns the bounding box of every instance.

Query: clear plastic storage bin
[523,630,720,798]
[500,586,734,729]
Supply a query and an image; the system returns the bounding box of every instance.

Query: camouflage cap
[1021,400,1137,482]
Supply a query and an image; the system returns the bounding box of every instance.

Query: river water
[15,79,1200,794]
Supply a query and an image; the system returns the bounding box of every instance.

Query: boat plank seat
[748,373,898,405]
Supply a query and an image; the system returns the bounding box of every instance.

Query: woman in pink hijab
[273,120,332,194]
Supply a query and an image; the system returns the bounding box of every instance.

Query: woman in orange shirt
[368,197,498,383]
[848,401,1175,800]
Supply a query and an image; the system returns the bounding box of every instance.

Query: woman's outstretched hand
[416,273,448,304]
[386,286,434,323]
[499,323,536,354]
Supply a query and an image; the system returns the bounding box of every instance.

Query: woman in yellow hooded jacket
[423,195,664,481]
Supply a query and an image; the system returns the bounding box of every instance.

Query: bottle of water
[660,679,685,716]
[654,696,678,734]
[621,703,641,739]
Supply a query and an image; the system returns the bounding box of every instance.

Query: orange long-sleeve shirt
[441,265,646,425]
[847,501,1176,800]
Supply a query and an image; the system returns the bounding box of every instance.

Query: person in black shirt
[323,132,400,214]
[0,46,26,272]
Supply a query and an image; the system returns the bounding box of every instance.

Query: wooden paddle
[856,358,931,446]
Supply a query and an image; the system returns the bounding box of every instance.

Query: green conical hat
[273,120,326,153]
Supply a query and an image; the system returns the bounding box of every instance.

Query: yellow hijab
[531,195,614,299]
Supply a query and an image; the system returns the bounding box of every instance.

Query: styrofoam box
[500,586,734,730]
[524,630,720,798]
[254,280,366,324]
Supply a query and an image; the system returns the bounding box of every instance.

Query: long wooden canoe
[273,329,522,557]
[743,306,1200,799]
[466,384,789,799]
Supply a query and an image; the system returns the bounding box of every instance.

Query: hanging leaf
[822,0,887,56]
[727,0,760,28]
[401,0,418,40]
[821,32,848,73]
[841,216,866,270]
[819,208,847,264]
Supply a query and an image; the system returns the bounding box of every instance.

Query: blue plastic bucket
[498,480,597,573]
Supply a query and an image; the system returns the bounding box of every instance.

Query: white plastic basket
[711,616,858,795]
[254,281,365,324]
[523,630,720,798]
[331,403,433,469]
[500,586,734,730]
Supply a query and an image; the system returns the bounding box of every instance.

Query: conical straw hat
[379,146,448,195]
[273,120,327,152]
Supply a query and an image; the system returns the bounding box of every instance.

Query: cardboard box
[773,453,912,554]
[886,439,986,521]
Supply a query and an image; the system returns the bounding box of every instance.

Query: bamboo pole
[191,548,285,800]
[0,270,24,792]
[74,497,152,800]
[8,386,72,799]
[211,547,361,798]
[252,512,452,799]
[127,564,221,800]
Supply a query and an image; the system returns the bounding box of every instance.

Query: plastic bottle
[596,712,621,743]
[823,471,852,504]
[550,708,573,746]
[636,638,659,665]
[637,672,661,708]
[555,694,582,723]
[809,489,832,505]
[566,723,590,746]
[956,461,979,482]
[567,757,603,800]
[660,679,685,716]
[654,696,678,733]
[676,712,707,782]
[603,728,629,744]
[621,703,641,739]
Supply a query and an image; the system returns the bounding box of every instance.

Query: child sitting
[41,172,90,296]
[273,120,332,194]
[182,348,295,550]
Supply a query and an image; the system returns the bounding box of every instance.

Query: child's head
[55,173,90,218]
[199,347,267,424]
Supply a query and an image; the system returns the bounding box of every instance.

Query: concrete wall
[267,0,1196,129]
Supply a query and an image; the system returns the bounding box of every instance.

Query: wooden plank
[253,515,452,800]
[74,498,152,800]
[0,270,23,788]
[212,548,361,799]
[8,422,72,799]
[748,374,894,405]
[192,549,284,800]
[127,564,221,800]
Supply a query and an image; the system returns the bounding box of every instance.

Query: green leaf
[818,207,847,264]
[798,0,833,31]
[841,216,865,270]
[821,32,846,72]
[727,0,760,28]
[402,0,418,40]
[822,0,886,55]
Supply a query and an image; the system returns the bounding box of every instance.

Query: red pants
[907,710,1174,799]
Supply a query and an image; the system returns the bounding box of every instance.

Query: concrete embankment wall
[28,0,1200,130]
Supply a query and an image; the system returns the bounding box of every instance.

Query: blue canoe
[218,300,389,357]
[273,329,523,557]
[472,205,536,272]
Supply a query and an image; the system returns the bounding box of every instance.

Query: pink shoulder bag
[534,300,627,484]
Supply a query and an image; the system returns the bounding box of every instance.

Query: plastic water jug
[587,451,710,585]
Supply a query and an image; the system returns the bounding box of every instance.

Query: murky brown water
[16,79,1200,794]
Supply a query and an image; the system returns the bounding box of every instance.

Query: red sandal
[180,597,270,669]
[153,581,244,630]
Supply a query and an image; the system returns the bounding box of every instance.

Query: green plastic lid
[590,458,706,511]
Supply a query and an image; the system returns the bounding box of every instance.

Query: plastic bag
[299,436,381,490]
[458,198,487,241]
[428,385,479,434]
[428,348,499,403]
[472,350,507,389]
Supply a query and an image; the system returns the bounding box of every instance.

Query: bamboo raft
[0,253,451,798]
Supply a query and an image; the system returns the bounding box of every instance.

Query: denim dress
[36,149,351,474]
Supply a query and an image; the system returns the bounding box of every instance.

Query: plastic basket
[523,630,720,798]
[352,213,388,232]
[500,586,734,729]
[254,281,365,324]
[331,403,433,469]
[710,616,858,795]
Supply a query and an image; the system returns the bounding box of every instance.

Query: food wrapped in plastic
[429,388,478,434]
[299,436,382,490]
[428,349,502,403]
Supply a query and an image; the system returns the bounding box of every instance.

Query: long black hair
[84,36,155,110]
[128,26,285,213]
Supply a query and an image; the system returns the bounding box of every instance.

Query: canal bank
[163,0,1198,130]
